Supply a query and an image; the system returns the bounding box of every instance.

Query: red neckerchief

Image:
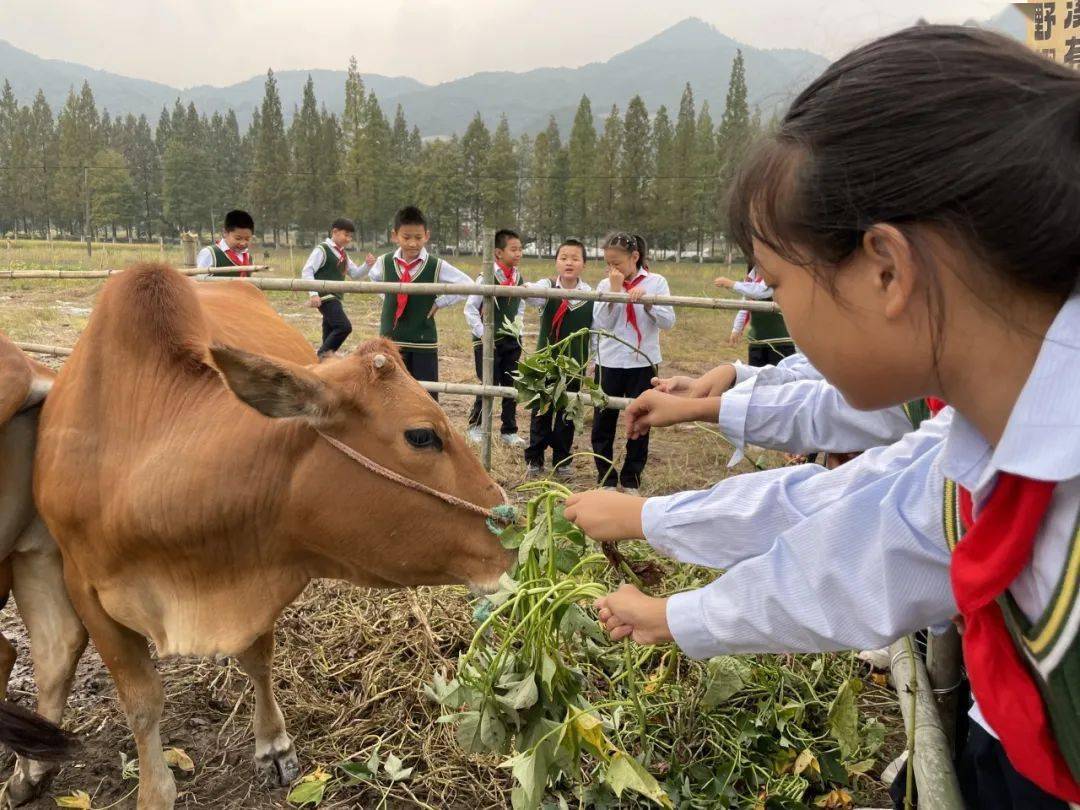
[927,397,947,416]
[953,476,1080,801]
[495,261,516,286]
[331,243,348,278]
[549,278,576,340]
[393,254,424,327]
[623,271,648,346]
[224,245,251,278]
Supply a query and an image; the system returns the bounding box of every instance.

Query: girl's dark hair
[604,232,647,269]
[556,238,587,261]
[729,25,1080,300]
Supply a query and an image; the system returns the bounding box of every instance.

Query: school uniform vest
[747,291,791,345]
[902,399,932,431]
[378,253,440,350]
[471,271,524,346]
[537,292,594,366]
[208,245,251,277]
[313,244,348,300]
[943,478,1080,784]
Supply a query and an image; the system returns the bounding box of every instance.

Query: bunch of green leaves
[428,484,891,809]
[513,327,606,433]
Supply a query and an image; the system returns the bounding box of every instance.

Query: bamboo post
[926,626,963,753]
[0,267,270,280]
[181,232,197,267]
[889,638,964,810]
[480,228,495,470]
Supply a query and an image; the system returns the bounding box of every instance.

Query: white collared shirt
[592,269,675,368]
[195,238,249,270]
[464,263,524,339]
[644,284,1080,725]
[300,238,369,299]
[366,247,472,310]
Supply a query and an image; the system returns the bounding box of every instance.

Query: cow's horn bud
[373,354,387,368]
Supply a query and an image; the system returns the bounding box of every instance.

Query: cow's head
[210,339,513,592]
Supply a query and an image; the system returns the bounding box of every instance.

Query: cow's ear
[210,345,339,421]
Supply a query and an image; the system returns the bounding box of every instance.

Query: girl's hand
[727,331,743,346]
[628,286,647,304]
[624,389,719,438]
[596,584,672,644]
[651,375,695,395]
[608,268,626,290]
[365,253,377,265]
[714,276,735,289]
[564,490,646,542]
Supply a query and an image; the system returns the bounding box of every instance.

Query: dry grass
[0,240,899,808]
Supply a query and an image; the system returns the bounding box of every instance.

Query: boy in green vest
[368,206,473,399]
[300,218,374,358]
[717,265,795,366]
[465,229,526,446]
[522,238,594,479]
[196,209,255,277]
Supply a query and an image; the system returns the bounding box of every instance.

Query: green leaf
[701,656,746,708]
[603,752,674,808]
[539,653,557,694]
[337,760,374,783]
[287,767,331,807]
[860,718,886,755]
[827,679,863,759]
[496,675,539,712]
[504,744,552,810]
[383,753,413,782]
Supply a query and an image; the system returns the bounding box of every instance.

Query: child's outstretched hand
[624,389,720,439]
[627,286,647,304]
[307,297,322,309]
[365,253,376,266]
[596,584,672,644]
[714,276,735,289]
[564,490,646,542]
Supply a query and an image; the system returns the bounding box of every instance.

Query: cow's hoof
[5,759,55,806]
[255,742,299,787]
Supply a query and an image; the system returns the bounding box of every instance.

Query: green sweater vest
[313,243,348,300]
[208,245,251,277]
[378,253,440,350]
[472,270,524,346]
[537,292,594,365]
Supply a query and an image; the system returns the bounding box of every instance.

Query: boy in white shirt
[196,209,254,277]
[299,218,373,358]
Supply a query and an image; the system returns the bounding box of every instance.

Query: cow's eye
[404,428,442,451]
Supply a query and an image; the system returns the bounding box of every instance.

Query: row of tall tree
[0,51,761,256]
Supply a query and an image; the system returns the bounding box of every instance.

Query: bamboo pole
[195,276,780,312]
[11,342,633,410]
[926,626,963,753]
[0,267,271,279]
[889,638,964,810]
[480,230,495,470]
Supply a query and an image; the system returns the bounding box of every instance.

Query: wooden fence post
[926,626,963,752]
[181,232,197,267]
[480,228,495,470]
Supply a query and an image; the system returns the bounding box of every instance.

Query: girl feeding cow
[567,24,1080,808]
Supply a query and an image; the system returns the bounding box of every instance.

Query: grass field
[0,239,903,809]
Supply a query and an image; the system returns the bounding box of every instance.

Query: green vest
[208,245,251,277]
[902,399,932,431]
[943,478,1080,783]
[378,253,440,350]
[537,284,594,366]
[471,268,524,346]
[747,299,791,345]
[312,243,348,301]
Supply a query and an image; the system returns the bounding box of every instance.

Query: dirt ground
[0,242,903,809]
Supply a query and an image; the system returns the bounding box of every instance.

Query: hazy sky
[1,0,1005,87]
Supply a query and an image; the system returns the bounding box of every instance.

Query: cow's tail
[0,701,80,761]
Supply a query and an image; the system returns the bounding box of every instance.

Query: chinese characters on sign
[1017,2,1080,67]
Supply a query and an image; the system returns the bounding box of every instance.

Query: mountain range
[0,8,1026,137]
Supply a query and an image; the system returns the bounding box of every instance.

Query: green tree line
[0,51,760,257]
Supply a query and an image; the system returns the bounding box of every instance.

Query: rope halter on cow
[315,430,517,532]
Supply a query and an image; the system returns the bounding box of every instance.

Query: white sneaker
[525,464,543,479]
[500,433,526,447]
[466,426,483,444]
[553,465,574,482]
[857,648,891,671]
[621,487,640,496]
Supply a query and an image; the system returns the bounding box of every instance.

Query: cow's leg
[236,628,298,786]
[65,583,175,810]
[6,547,87,806]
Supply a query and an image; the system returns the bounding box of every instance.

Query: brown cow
[35,264,512,810]
[0,334,88,805]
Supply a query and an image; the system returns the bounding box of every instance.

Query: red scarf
[495,261,516,286]
[331,244,348,278]
[224,246,251,278]
[623,272,647,346]
[393,255,424,328]
[550,280,576,340]
[953,475,1080,802]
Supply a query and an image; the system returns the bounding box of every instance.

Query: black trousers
[468,339,521,434]
[956,723,1068,810]
[748,340,796,368]
[317,297,352,356]
[400,349,439,401]
[526,379,580,469]
[591,365,655,488]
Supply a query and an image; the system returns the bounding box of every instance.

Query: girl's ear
[862,224,919,320]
